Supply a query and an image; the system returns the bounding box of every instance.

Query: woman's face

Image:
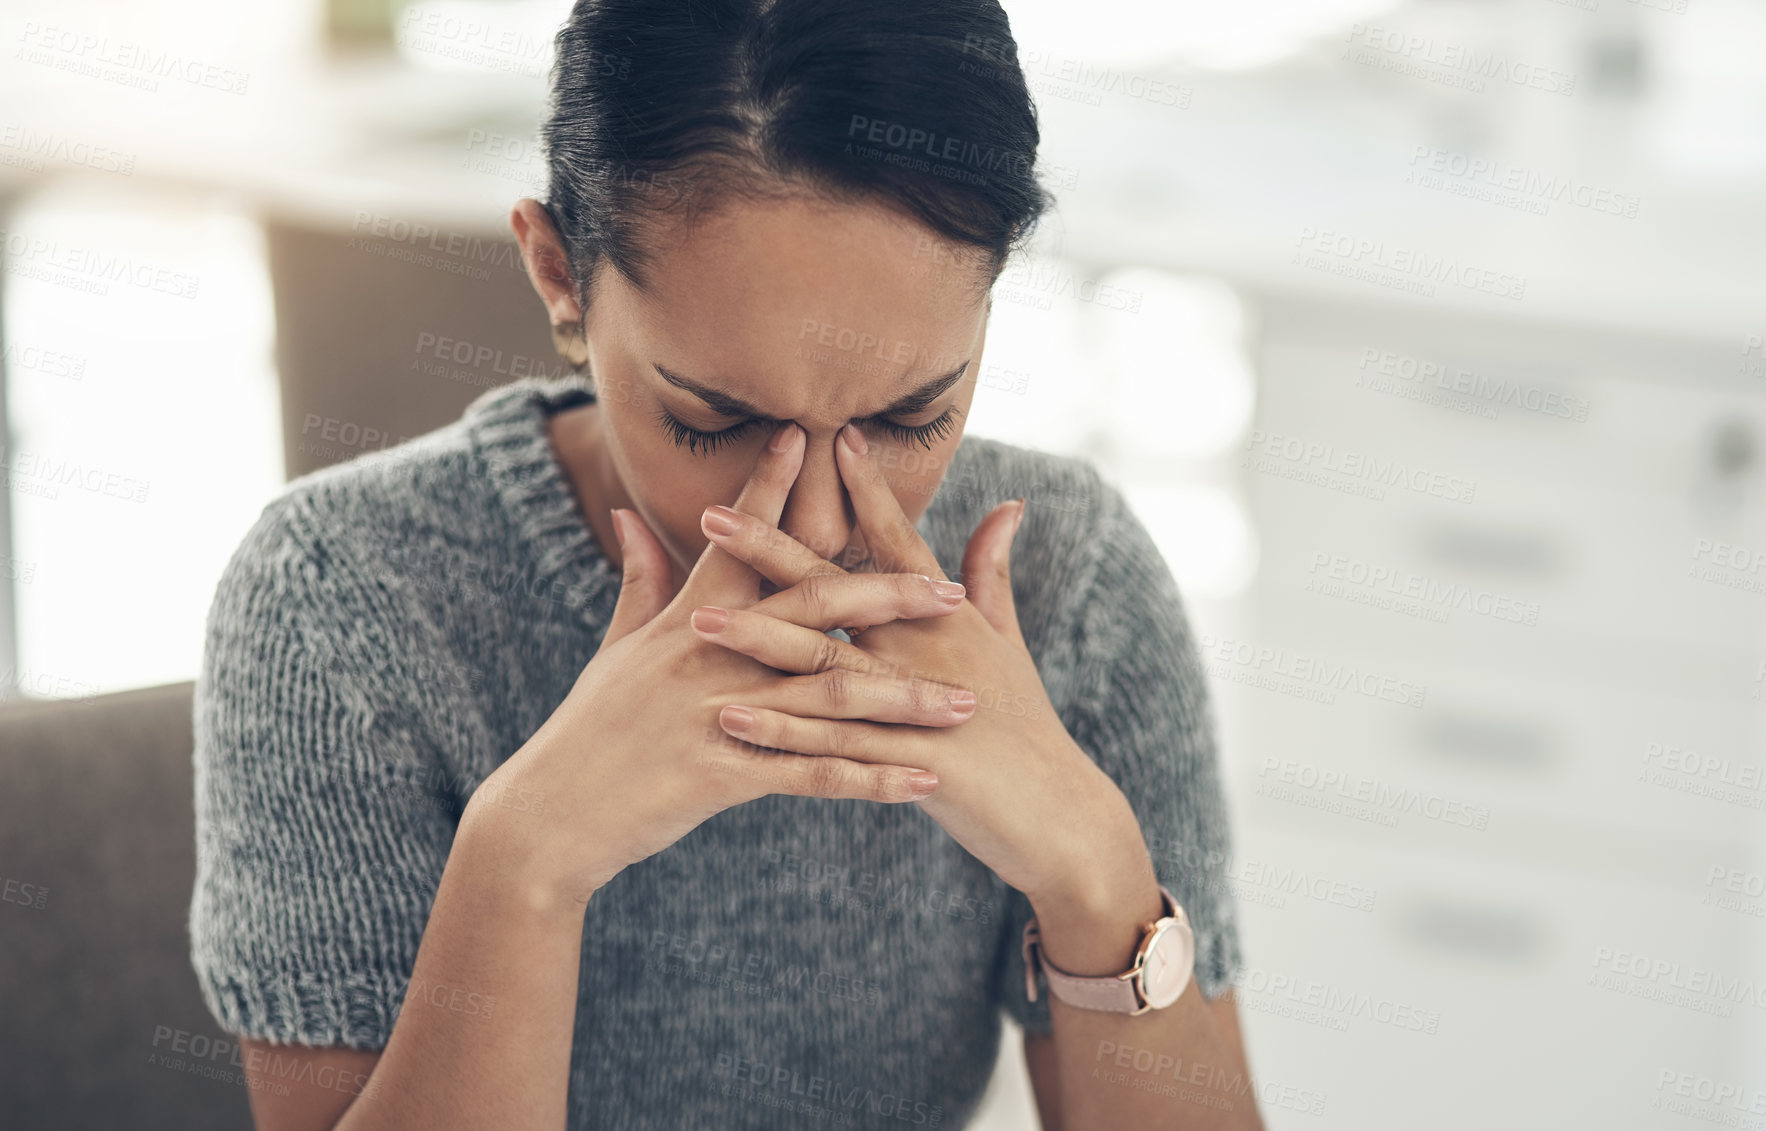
[524,194,995,580]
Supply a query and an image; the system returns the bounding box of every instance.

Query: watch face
[1139,920,1196,1009]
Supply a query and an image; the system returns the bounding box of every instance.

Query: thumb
[604,507,674,643]
[961,498,1026,644]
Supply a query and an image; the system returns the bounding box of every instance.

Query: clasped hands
[661,419,1142,907]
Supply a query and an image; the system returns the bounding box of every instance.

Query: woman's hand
[473,423,980,906]
[691,423,1155,907]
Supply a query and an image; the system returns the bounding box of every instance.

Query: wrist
[1027,859,1163,977]
[460,773,600,921]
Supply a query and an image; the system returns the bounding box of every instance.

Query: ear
[509,198,582,327]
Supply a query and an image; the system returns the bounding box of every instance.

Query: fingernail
[692,606,730,633]
[840,422,869,455]
[1010,498,1027,538]
[930,579,966,602]
[702,504,741,537]
[611,508,628,551]
[720,705,755,733]
[907,771,939,798]
[947,689,977,713]
[769,422,800,452]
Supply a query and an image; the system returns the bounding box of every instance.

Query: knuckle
[757,540,791,579]
[838,722,871,759]
[897,573,929,606]
[823,722,849,759]
[732,528,765,567]
[819,666,852,709]
[799,573,835,623]
[779,674,814,711]
[866,767,898,803]
[812,633,845,673]
[806,756,846,797]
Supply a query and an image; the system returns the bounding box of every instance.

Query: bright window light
[1003,0,1402,71]
[1123,482,1258,601]
[1645,0,1766,177]
[1097,269,1254,462]
[3,186,283,699]
[393,0,574,77]
[970,255,1100,456]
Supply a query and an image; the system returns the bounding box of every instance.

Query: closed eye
[868,405,961,450]
[654,405,962,456]
[652,409,762,455]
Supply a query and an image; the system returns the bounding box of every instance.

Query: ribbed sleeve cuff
[192,964,407,1050]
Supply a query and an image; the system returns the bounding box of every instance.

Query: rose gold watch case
[1134,904,1197,1011]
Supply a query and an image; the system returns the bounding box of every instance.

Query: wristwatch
[1022,884,1195,1015]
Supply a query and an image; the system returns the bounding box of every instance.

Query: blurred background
[2,0,1763,1127]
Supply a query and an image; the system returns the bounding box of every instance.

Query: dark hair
[540,0,1052,309]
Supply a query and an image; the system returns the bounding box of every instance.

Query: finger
[691,604,884,676]
[604,508,674,644]
[755,571,965,633]
[697,568,965,638]
[697,739,938,804]
[715,705,914,766]
[776,669,977,725]
[714,666,977,726]
[960,498,1027,645]
[834,423,946,581]
[732,423,805,526]
[698,502,842,591]
[679,423,805,601]
[692,586,960,675]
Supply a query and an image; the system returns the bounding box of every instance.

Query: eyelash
[653,406,962,456]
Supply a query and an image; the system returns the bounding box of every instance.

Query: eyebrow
[652,361,971,420]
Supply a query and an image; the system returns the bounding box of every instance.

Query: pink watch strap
[1022,884,1183,1013]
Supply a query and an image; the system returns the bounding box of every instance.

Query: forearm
[333,795,590,1131]
[1033,868,1264,1130]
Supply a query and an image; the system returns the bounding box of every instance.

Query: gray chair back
[0,682,251,1130]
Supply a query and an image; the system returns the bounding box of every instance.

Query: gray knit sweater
[189,374,1243,1130]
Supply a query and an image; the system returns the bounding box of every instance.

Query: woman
[189,1,1257,1128]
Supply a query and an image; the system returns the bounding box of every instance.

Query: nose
[778,428,857,566]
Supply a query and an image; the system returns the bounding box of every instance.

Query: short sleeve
[188,496,459,1049]
[995,478,1245,1035]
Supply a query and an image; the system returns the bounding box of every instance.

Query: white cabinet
[1222,292,1766,1129]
